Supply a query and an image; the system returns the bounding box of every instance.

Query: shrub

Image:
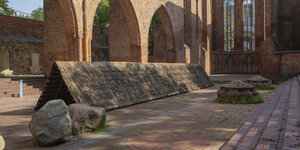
[256,84,276,90]
[214,95,264,104]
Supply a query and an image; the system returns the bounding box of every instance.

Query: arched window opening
[148,12,161,57]
[92,0,111,62]
[224,0,235,52]
[148,6,176,63]
[243,0,255,51]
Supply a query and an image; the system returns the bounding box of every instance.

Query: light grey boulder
[29,100,72,147]
[0,135,5,150]
[68,104,106,134]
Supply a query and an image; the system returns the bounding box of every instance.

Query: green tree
[148,12,161,55]
[0,0,14,16]
[94,1,110,27]
[31,7,43,21]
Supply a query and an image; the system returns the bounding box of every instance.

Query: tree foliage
[94,1,110,27]
[148,12,161,55]
[0,0,14,16]
[31,7,43,21]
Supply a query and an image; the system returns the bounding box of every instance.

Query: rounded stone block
[68,104,106,134]
[246,75,270,87]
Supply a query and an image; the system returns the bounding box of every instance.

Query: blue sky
[8,0,43,14]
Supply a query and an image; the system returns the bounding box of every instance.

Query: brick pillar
[264,0,275,42]
[255,0,264,51]
[184,0,192,47]
[204,0,212,75]
[212,0,224,51]
[260,41,280,79]
[234,0,243,52]
[44,0,69,75]
[190,0,202,64]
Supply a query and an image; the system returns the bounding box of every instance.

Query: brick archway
[148,5,176,63]
[58,0,101,62]
[44,0,101,75]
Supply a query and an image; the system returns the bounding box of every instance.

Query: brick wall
[0,39,44,75]
[0,15,108,75]
[0,15,43,38]
[261,0,300,79]
[280,53,300,76]
[0,15,44,75]
[260,41,300,79]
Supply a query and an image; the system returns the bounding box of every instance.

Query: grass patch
[214,95,264,104]
[256,84,276,90]
[0,73,11,78]
[263,136,276,142]
[0,73,44,78]
[76,121,109,136]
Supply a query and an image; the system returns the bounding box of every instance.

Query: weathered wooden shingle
[35,62,213,110]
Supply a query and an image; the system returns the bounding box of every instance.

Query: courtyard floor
[0,81,277,150]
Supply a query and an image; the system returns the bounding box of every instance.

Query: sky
[8,0,43,14]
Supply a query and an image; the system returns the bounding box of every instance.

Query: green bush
[214,95,264,104]
[0,73,10,78]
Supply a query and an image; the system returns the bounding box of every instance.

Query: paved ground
[221,76,300,150]
[0,83,275,150]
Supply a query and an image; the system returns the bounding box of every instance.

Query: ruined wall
[44,0,205,68]
[128,0,185,63]
[0,14,107,74]
[277,0,300,51]
[260,41,300,79]
[0,15,44,75]
[280,53,300,76]
[261,0,300,79]
[0,40,44,75]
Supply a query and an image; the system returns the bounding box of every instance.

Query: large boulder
[0,135,5,150]
[68,104,106,134]
[29,100,72,147]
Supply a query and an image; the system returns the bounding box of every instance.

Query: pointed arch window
[224,0,235,52]
[243,0,255,51]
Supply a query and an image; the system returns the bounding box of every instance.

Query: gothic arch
[148,5,176,63]
[58,0,82,61]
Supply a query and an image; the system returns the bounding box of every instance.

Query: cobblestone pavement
[0,96,39,149]
[221,76,300,150]
[0,84,275,150]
